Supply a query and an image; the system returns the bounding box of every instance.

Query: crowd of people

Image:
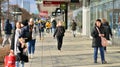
[1,17,66,67]
[0,17,115,66]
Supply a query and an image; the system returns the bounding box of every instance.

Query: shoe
[102,61,107,64]
[94,60,97,63]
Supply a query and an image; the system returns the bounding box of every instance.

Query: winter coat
[4,19,12,34]
[102,22,112,40]
[91,26,105,47]
[53,26,65,37]
[71,22,77,31]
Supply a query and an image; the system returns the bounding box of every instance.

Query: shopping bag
[4,55,16,67]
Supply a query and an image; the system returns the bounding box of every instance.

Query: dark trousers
[56,36,63,50]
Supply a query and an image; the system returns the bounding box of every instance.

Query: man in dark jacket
[2,19,12,47]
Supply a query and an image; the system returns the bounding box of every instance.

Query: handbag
[96,27,108,47]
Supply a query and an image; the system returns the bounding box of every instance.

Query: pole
[65,3,68,29]
[0,1,1,36]
[7,0,9,19]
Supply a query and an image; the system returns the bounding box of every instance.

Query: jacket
[4,19,12,34]
[71,22,77,31]
[91,26,105,47]
[102,22,112,40]
[53,26,65,37]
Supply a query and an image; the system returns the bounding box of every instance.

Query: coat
[4,19,12,34]
[53,26,65,37]
[71,22,77,31]
[102,22,112,40]
[91,26,105,47]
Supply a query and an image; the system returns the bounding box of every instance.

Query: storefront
[90,0,120,45]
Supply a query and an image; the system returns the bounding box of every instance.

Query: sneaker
[102,61,107,64]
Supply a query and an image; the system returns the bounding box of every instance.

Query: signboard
[43,1,65,6]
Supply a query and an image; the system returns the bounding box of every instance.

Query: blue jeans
[16,61,24,67]
[94,47,105,62]
[28,39,36,54]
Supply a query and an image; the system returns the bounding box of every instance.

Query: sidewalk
[25,31,120,67]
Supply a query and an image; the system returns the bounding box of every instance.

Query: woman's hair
[96,19,101,22]
[95,19,102,26]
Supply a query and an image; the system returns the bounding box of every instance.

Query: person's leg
[27,41,32,57]
[59,36,63,50]
[31,39,36,54]
[94,47,98,63]
[16,61,19,67]
[2,34,8,47]
[39,29,41,39]
[21,61,24,67]
[57,36,61,50]
[8,34,11,46]
[99,47,107,64]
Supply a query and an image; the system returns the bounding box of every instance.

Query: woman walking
[53,21,65,51]
[91,19,107,64]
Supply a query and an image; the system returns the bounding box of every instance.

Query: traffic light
[71,0,79,3]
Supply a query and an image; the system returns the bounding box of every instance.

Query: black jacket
[4,19,12,34]
[71,22,77,31]
[102,22,112,40]
[53,26,65,37]
[91,26,105,47]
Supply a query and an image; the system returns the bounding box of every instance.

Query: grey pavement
[25,31,120,67]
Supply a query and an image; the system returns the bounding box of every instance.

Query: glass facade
[90,0,120,45]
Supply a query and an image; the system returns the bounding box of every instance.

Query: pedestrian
[18,20,29,67]
[12,21,22,67]
[2,19,12,47]
[53,21,65,51]
[71,20,77,37]
[91,19,107,64]
[38,20,45,40]
[27,18,37,58]
[46,21,51,33]
[102,18,112,52]
[51,18,57,34]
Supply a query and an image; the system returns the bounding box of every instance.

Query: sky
[9,0,39,14]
